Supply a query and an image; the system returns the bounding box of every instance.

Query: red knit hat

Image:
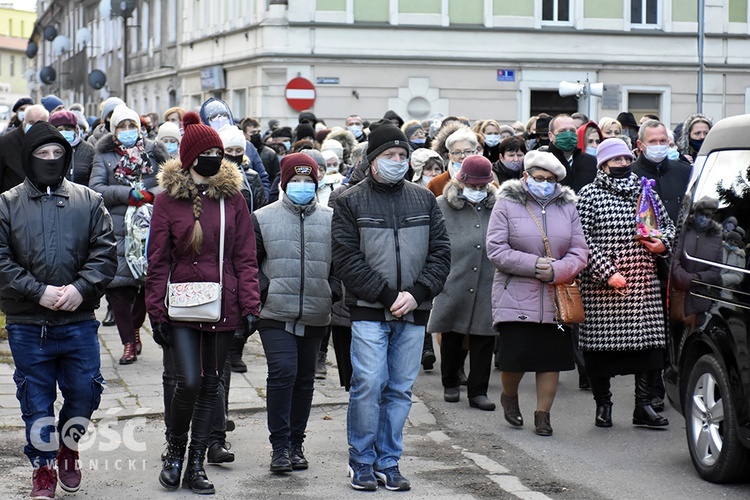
[179,111,223,170]
[280,153,319,192]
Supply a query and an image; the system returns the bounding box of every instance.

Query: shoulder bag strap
[524,203,553,258]
[219,197,225,287]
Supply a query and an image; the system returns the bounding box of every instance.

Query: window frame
[540,0,573,26]
[629,0,661,30]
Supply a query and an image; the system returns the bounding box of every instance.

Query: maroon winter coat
[145,157,261,331]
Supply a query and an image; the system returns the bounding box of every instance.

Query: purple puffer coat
[486,179,589,326]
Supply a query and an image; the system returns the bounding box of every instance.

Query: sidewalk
[0,310,350,428]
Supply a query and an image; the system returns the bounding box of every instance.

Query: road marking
[462,451,510,474]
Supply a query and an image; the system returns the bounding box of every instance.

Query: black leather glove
[242,314,260,339]
[152,322,172,347]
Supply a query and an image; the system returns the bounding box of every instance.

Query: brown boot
[119,342,137,364]
[500,393,523,427]
[134,329,142,355]
[534,410,553,436]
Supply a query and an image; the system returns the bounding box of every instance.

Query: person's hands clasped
[535,257,555,282]
[39,285,65,310]
[639,237,667,255]
[53,285,83,311]
[608,272,628,292]
[390,291,417,319]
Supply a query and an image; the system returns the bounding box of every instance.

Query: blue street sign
[497,69,515,82]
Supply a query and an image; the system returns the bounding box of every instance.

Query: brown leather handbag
[525,204,585,325]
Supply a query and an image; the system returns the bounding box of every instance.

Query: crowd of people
[0,92,721,497]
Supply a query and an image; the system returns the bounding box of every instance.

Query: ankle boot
[134,329,142,355]
[159,433,187,490]
[534,410,553,436]
[119,342,137,365]
[500,393,523,427]
[633,371,669,427]
[183,447,215,494]
[589,376,613,428]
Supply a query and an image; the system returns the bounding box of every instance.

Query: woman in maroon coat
[145,112,260,495]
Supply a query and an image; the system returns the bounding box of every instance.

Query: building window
[168,0,176,42]
[530,90,577,118]
[631,0,658,26]
[542,0,570,22]
[628,92,661,122]
[232,89,246,119]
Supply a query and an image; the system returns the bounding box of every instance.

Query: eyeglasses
[449,149,476,158]
[530,175,557,184]
[608,156,632,165]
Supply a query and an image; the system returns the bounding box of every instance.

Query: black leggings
[168,327,232,450]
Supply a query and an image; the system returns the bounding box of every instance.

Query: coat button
[475,224,480,228]
[469,288,474,293]
[476,245,481,249]
[472,267,477,272]
[193,261,198,265]
[212,326,216,329]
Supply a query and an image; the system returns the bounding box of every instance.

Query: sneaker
[374,465,411,491]
[56,444,81,492]
[347,461,377,491]
[31,465,57,499]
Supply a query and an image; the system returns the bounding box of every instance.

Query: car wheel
[685,353,750,482]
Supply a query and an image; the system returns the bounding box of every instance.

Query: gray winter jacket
[428,180,498,336]
[253,195,333,333]
[487,180,589,326]
[89,133,168,289]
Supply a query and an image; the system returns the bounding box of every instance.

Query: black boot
[183,447,215,494]
[207,441,234,464]
[229,337,247,373]
[589,376,613,428]
[102,305,115,326]
[159,433,187,490]
[633,371,669,427]
[270,446,292,473]
[290,442,308,470]
[421,332,436,371]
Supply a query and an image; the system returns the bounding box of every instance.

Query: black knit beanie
[366,123,411,163]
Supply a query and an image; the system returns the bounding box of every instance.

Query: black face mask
[607,165,632,179]
[249,133,263,150]
[29,156,67,190]
[689,138,704,153]
[225,153,244,166]
[193,155,223,177]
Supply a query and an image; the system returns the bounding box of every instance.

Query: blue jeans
[259,327,321,449]
[347,320,424,470]
[7,320,104,467]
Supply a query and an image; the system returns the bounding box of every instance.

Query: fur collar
[157,157,243,200]
[498,179,577,206]
[443,179,498,210]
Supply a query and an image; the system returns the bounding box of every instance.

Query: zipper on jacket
[391,198,402,291]
[293,211,306,332]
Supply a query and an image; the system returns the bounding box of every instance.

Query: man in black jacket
[0,122,117,499]
[0,104,50,193]
[332,122,450,492]
[547,114,597,193]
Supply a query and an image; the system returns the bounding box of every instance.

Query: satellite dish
[26,41,38,58]
[88,70,107,90]
[111,0,137,18]
[39,66,57,85]
[76,27,92,46]
[43,25,58,42]
[52,36,71,56]
[99,0,111,17]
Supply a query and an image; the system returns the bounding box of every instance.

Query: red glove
[139,190,154,203]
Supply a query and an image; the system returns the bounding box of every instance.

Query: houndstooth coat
[576,170,675,351]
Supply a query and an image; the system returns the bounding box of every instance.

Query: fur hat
[156,122,181,143]
[694,196,719,214]
[596,137,634,168]
[366,123,410,162]
[49,110,78,129]
[179,111,224,170]
[218,125,246,152]
[457,155,494,184]
[524,150,567,181]
[280,153,319,191]
[110,104,140,130]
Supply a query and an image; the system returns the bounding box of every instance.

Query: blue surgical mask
[504,160,523,172]
[348,125,363,138]
[18,111,25,122]
[462,187,487,204]
[24,123,32,133]
[118,130,139,148]
[375,157,409,184]
[725,241,739,251]
[484,134,501,148]
[645,144,669,163]
[667,148,679,161]
[695,214,710,229]
[282,141,291,152]
[449,161,462,179]
[585,146,597,156]
[286,182,316,205]
[166,142,179,155]
[411,138,426,145]
[60,130,76,144]
[526,177,556,199]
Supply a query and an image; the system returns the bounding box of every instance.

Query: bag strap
[524,203,553,258]
[218,197,225,286]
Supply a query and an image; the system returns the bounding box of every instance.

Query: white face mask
[420,174,434,187]
[462,187,487,204]
[644,144,669,163]
[449,161,462,179]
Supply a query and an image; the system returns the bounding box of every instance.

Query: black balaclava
[21,122,73,192]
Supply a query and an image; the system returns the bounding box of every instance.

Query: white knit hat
[110,104,140,130]
[218,125,246,152]
[321,149,339,164]
[321,139,344,162]
[156,121,181,143]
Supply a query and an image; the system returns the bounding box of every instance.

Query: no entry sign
[285,77,316,111]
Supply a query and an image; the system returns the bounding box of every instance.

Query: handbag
[167,198,225,322]
[525,203,585,325]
